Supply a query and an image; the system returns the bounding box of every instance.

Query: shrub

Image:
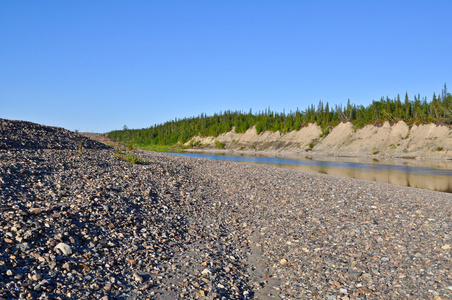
[114,146,146,164]
[124,153,143,164]
[215,140,225,149]
[189,139,201,148]
[305,141,316,151]
[320,126,331,138]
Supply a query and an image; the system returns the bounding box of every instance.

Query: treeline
[108,84,452,147]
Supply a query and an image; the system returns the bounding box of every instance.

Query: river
[168,152,452,193]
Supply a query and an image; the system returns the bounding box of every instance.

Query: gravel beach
[1,119,451,300]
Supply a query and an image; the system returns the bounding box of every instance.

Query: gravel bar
[1,119,451,300]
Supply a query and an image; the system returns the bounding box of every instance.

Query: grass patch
[114,147,147,164]
[78,141,83,155]
[140,144,172,152]
[434,147,444,151]
[124,153,143,164]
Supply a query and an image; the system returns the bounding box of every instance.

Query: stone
[62,262,71,271]
[32,274,42,281]
[201,268,212,276]
[348,271,362,280]
[29,208,42,214]
[133,273,144,282]
[280,258,288,265]
[54,243,72,255]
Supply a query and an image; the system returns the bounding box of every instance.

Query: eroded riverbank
[186,121,452,160]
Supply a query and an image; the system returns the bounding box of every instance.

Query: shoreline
[179,147,452,163]
[166,148,452,193]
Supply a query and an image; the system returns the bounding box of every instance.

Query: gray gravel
[1,119,451,300]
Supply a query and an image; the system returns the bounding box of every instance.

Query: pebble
[32,274,42,281]
[133,273,144,282]
[54,243,72,255]
[201,268,212,276]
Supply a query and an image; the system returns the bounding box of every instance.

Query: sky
[1,1,451,133]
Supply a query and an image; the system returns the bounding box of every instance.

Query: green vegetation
[107,84,452,149]
[189,139,201,148]
[215,140,225,149]
[78,141,83,155]
[114,146,146,164]
[140,144,173,152]
[434,147,444,151]
[306,141,317,151]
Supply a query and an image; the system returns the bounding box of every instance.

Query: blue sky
[1,1,451,133]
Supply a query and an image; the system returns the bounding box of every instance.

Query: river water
[168,152,452,193]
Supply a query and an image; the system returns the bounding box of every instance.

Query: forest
[107,84,452,148]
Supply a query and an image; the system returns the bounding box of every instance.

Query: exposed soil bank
[186,121,452,160]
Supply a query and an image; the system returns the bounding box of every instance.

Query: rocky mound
[0,119,251,300]
[0,119,109,150]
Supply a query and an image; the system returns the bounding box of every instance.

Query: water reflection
[169,152,452,193]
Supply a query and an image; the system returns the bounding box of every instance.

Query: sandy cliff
[186,121,452,159]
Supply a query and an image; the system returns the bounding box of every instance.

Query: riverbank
[1,119,451,299]
[185,121,452,160]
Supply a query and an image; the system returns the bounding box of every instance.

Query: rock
[201,268,212,276]
[32,274,42,281]
[133,273,144,282]
[62,262,71,271]
[348,270,362,280]
[279,258,288,265]
[54,243,72,255]
[4,238,14,244]
[104,282,112,291]
[29,208,42,214]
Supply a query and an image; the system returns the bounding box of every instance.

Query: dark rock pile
[0,119,109,150]
[1,119,451,300]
